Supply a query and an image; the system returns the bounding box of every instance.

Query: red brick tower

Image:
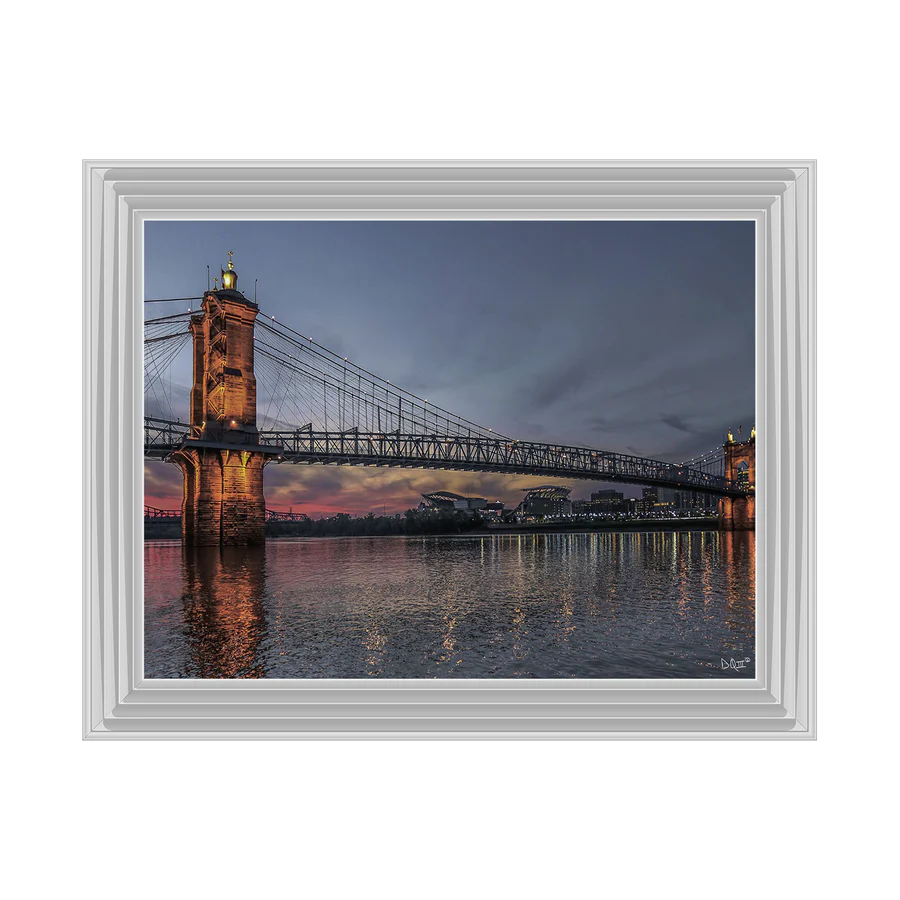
[172,253,280,545]
[718,427,756,531]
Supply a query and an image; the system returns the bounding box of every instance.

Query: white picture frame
[83,160,815,739]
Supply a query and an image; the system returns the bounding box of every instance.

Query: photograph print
[143,220,756,679]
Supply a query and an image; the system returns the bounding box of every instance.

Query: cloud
[143,461,183,509]
[587,413,656,435]
[660,413,700,434]
[525,358,592,411]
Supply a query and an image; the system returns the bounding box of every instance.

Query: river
[144,529,755,679]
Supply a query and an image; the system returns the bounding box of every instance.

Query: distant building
[590,489,626,513]
[515,485,572,519]
[421,491,488,512]
[673,490,718,513]
[591,489,624,502]
[575,491,717,518]
[636,486,659,514]
[657,488,678,511]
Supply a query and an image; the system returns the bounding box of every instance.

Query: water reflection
[511,606,528,664]
[144,530,756,679]
[437,606,459,667]
[557,592,576,641]
[179,544,268,678]
[363,619,387,676]
[722,530,756,653]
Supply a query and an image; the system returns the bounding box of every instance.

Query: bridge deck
[144,418,746,497]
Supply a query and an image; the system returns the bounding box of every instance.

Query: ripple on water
[143,531,756,679]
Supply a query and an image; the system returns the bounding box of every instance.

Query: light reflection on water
[144,530,755,679]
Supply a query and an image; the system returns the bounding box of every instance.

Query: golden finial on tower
[222,250,238,290]
[213,275,219,290]
[751,425,756,439]
[727,429,734,443]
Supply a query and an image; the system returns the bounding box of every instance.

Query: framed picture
[81,152,818,743]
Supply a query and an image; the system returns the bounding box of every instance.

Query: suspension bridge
[144,255,755,544]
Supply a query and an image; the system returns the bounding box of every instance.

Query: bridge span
[145,418,746,497]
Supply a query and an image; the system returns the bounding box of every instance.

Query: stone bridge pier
[171,255,281,546]
[718,431,755,531]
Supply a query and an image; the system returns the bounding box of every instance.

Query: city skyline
[144,220,755,516]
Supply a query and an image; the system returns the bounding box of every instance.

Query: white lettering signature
[720,657,752,671]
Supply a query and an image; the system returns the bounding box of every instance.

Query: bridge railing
[144,505,311,522]
[144,505,182,520]
[256,430,746,496]
[144,417,191,459]
[265,510,311,522]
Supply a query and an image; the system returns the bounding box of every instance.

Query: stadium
[512,485,572,519]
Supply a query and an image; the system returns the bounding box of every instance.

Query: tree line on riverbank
[144,509,721,540]
[144,508,483,540]
[267,509,485,537]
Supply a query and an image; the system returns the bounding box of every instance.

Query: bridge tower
[171,254,280,545]
[718,428,756,531]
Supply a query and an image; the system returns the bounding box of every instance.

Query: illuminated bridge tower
[172,253,280,546]
[718,428,756,531]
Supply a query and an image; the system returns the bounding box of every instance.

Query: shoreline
[475,519,720,536]
[145,517,728,541]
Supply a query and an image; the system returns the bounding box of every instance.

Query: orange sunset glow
[144,459,590,518]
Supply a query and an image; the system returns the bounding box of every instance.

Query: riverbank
[144,522,181,539]
[474,518,719,536]
[145,516,722,540]
[145,508,486,540]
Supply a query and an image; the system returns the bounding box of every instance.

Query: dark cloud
[526,358,592,411]
[660,414,700,434]
[587,412,657,435]
[509,420,551,438]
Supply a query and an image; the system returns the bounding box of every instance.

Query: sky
[144,220,755,516]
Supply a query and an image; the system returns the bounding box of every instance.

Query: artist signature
[721,657,752,671]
